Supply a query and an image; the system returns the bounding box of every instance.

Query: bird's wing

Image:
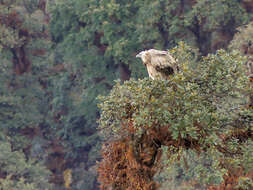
[148,49,176,69]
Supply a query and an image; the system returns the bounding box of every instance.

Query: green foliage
[0,0,48,55]
[229,21,253,67]
[185,0,248,31]
[154,148,225,190]
[49,0,119,132]
[49,0,253,141]
[183,0,249,53]
[0,0,53,149]
[98,43,252,188]
[0,134,52,190]
[1,0,253,189]
[49,72,101,162]
[1,1,101,189]
[99,43,249,139]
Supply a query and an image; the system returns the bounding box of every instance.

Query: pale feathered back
[136,49,178,80]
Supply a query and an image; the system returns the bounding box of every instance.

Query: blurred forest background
[0,0,252,190]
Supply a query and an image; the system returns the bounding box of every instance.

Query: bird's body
[136,49,178,80]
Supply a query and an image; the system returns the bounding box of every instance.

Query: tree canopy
[98,43,252,190]
[0,0,252,190]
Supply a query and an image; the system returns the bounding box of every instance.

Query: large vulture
[136,49,178,80]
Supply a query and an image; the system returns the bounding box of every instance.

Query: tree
[48,0,253,144]
[0,1,101,189]
[0,132,52,190]
[48,1,253,188]
[1,0,252,189]
[0,1,70,188]
[0,0,49,75]
[0,0,53,149]
[98,43,252,190]
[229,22,253,108]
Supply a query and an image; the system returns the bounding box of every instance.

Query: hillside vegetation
[0,0,252,190]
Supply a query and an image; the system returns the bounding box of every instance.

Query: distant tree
[98,43,252,190]
[48,1,253,189]
[0,0,49,75]
[48,0,253,138]
[1,0,251,189]
[0,1,69,189]
[0,0,52,148]
[0,133,52,190]
[1,1,101,189]
[229,22,253,108]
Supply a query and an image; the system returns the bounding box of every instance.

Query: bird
[136,49,178,80]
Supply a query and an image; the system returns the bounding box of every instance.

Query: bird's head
[136,51,147,64]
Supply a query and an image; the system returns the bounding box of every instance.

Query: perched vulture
[136,49,178,80]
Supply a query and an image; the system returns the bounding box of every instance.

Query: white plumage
[136,49,178,80]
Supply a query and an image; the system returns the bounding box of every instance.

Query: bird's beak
[136,53,141,58]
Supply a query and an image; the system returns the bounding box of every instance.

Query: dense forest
[0,0,252,190]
